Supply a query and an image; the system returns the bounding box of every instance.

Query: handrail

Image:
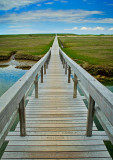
[0,47,51,148]
[59,47,113,144]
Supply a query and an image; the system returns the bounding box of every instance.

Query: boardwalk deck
[2,37,112,159]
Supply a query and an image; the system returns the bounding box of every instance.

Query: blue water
[0,67,113,97]
[0,66,27,97]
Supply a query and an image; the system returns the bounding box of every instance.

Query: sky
[0,0,113,35]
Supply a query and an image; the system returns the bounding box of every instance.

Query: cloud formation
[80,26,105,31]
[0,0,67,10]
[0,0,45,10]
[45,2,54,5]
[64,26,105,31]
[0,9,103,23]
[108,27,113,31]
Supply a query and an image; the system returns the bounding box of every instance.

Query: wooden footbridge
[0,36,113,159]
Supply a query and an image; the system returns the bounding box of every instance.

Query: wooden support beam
[63,59,65,68]
[19,96,26,136]
[73,74,78,98]
[44,63,46,74]
[68,66,71,83]
[65,62,67,75]
[34,74,38,98]
[86,95,95,136]
[46,61,48,69]
[41,66,43,83]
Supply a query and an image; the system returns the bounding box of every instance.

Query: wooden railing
[59,47,113,145]
[0,48,51,148]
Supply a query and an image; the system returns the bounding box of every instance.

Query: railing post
[48,52,51,64]
[86,95,95,136]
[68,66,71,83]
[46,60,48,69]
[44,63,46,74]
[65,62,67,74]
[46,52,51,68]
[41,66,43,83]
[63,59,65,68]
[73,74,78,98]
[34,74,38,98]
[60,54,63,64]
[61,56,63,64]
[19,95,26,136]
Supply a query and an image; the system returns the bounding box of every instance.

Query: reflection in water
[0,65,27,97]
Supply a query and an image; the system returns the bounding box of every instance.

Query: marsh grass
[59,36,113,67]
[0,34,54,58]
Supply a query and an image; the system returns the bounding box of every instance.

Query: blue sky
[0,0,113,34]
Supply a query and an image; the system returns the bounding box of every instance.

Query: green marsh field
[58,35,113,84]
[0,34,54,60]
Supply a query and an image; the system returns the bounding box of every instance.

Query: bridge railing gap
[0,47,51,148]
[59,47,113,145]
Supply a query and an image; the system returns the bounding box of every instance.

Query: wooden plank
[25,111,87,114]
[5,145,108,152]
[15,126,97,132]
[2,158,112,160]
[6,135,109,141]
[24,120,87,123]
[26,117,88,120]
[16,123,95,128]
[7,140,105,146]
[2,151,110,159]
[8,131,107,136]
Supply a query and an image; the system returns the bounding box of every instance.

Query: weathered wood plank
[16,123,95,128]
[2,151,110,159]
[7,140,105,146]
[6,135,109,141]
[5,145,108,152]
[2,158,112,160]
[8,131,107,136]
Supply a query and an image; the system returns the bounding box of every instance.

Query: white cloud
[91,18,113,23]
[0,0,69,10]
[80,26,105,31]
[0,0,47,10]
[94,27,104,30]
[45,2,54,5]
[0,9,103,23]
[108,27,113,31]
[61,0,68,3]
[80,27,90,30]
[64,27,78,30]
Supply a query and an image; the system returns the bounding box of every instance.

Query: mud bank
[80,62,113,83]
[0,54,40,70]
[15,65,32,70]
[15,54,43,61]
